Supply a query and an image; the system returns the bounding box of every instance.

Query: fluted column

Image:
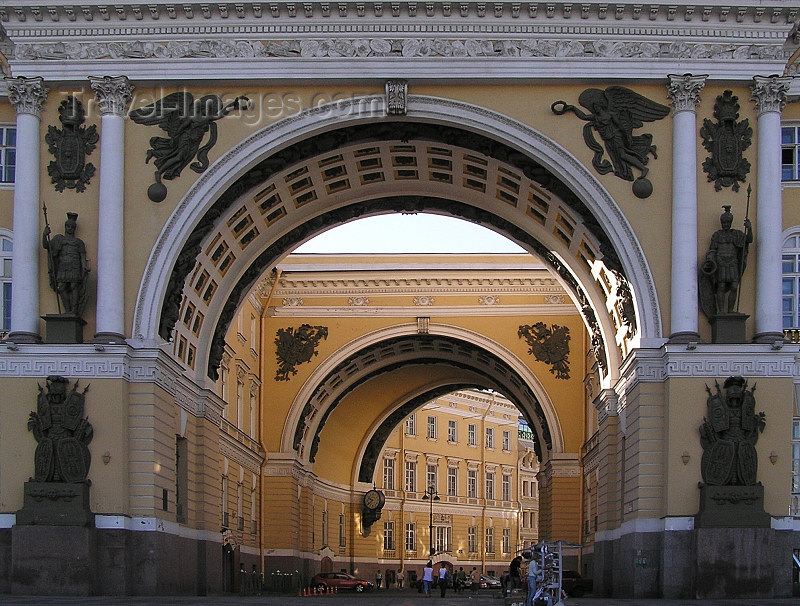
[5,77,48,343]
[89,75,134,343]
[667,74,706,342]
[751,76,792,343]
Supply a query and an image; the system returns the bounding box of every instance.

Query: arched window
[0,230,11,333]
[782,230,800,331]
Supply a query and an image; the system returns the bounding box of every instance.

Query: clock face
[364,489,383,510]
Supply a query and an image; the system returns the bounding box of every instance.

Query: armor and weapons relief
[45,96,98,193]
[130,92,250,202]
[27,375,93,483]
[700,90,752,192]
[699,376,765,487]
[551,86,670,199]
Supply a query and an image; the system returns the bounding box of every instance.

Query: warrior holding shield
[699,376,765,486]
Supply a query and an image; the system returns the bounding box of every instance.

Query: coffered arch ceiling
[133,96,660,389]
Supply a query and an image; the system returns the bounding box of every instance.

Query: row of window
[406,413,512,450]
[383,458,513,500]
[382,521,512,555]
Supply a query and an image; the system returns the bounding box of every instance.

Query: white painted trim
[271,304,580,318]
[595,516,695,542]
[94,514,223,542]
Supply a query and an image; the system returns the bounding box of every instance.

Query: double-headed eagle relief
[46,96,98,193]
[518,322,571,380]
[700,90,752,192]
[28,376,93,483]
[700,377,765,487]
[274,324,329,381]
[130,92,250,202]
[551,86,670,198]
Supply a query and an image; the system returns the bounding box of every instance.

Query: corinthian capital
[89,75,134,116]
[5,76,49,118]
[750,75,792,115]
[667,73,707,113]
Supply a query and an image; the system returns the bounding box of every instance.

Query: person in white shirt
[422,562,434,597]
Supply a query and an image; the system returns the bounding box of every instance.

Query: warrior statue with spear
[42,204,90,318]
[700,185,753,318]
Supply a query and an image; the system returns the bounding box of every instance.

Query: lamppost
[422,486,440,558]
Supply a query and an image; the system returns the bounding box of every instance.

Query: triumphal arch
[0,0,799,598]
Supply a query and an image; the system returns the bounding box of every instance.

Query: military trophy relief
[698,193,752,344]
[551,86,670,199]
[700,90,752,192]
[17,376,95,526]
[130,92,250,202]
[46,96,98,193]
[695,376,770,528]
[518,322,571,379]
[41,206,91,343]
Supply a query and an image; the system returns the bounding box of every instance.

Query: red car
[311,572,374,593]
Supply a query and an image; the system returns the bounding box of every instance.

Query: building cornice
[1,2,796,88]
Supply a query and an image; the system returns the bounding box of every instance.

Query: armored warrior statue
[700,205,752,317]
[27,375,93,483]
[42,210,90,317]
[699,376,765,486]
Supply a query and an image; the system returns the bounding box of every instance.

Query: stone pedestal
[695,484,771,528]
[710,312,748,344]
[16,481,94,527]
[41,314,86,344]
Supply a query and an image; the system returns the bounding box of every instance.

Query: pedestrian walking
[422,561,434,597]
[438,565,448,597]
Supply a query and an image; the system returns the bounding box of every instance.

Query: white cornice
[269,303,579,317]
[1,2,796,89]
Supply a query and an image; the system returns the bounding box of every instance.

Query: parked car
[310,572,374,593]
[479,574,502,589]
[561,570,593,597]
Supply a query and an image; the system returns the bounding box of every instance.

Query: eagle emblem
[518,322,571,380]
[700,90,752,192]
[45,97,98,193]
[275,324,329,381]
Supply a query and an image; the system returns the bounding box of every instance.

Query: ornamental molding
[10,39,792,63]
[617,346,800,392]
[2,3,796,29]
[219,431,264,474]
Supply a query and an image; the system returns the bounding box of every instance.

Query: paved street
[0,589,798,605]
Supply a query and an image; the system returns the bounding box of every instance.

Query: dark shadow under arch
[286,333,552,476]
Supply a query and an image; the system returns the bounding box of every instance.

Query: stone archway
[133,95,661,390]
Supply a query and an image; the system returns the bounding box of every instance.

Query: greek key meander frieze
[12,39,790,62]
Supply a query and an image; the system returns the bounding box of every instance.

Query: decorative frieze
[11,39,790,62]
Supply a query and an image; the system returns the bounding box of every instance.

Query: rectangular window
[405,460,417,492]
[427,415,437,439]
[485,527,494,553]
[1,281,11,331]
[502,528,510,554]
[485,427,494,449]
[467,469,477,498]
[405,413,416,436]
[339,514,346,547]
[427,464,438,492]
[322,510,328,546]
[405,522,416,552]
[435,526,451,553]
[383,457,395,490]
[448,419,457,442]
[502,430,511,451]
[486,472,495,500]
[383,521,395,551]
[175,436,188,523]
[447,467,457,496]
[468,526,477,553]
[468,423,476,446]
[502,474,511,501]
[0,126,17,184]
[782,125,800,181]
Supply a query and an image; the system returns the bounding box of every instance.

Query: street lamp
[421,486,440,557]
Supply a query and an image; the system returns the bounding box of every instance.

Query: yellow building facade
[0,0,798,599]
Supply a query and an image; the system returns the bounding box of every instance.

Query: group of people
[419,562,480,597]
[507,550,545,606]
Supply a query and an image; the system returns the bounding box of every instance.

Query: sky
[294,214,527,254]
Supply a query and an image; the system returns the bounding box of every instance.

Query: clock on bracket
[363,489,385,511]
